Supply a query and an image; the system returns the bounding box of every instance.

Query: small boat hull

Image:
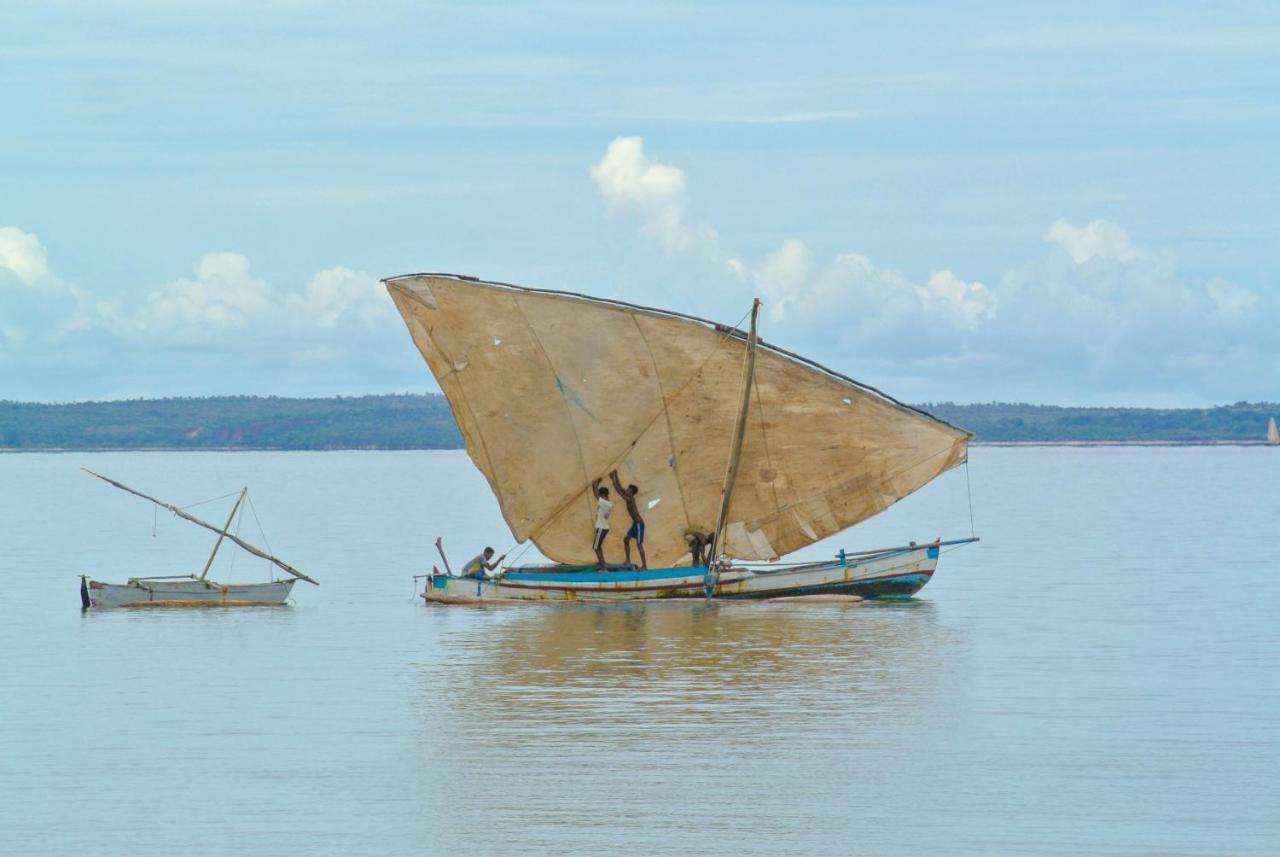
[82,577,296,608]
[423,544,941,604]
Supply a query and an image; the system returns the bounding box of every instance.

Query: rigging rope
[964,457,977,540]
[244,494,275,559]
[226,497,244,584]
[180,490,243,511]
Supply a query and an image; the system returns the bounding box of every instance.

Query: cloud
[590,136,700,251]
[588,141,1276,403]
[110,252,274,345]
[752,239,812,319]
[1044,218,1145,263]
[919,270,998,331]
[285,266,391,330]
[1206,277,1258,320]
[750,248,996,348]
[0,227,51,286]
[0,224,402,390]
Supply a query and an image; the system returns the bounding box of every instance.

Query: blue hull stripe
[504,566,707,584]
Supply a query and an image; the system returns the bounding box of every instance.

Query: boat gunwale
[463,548,938,591]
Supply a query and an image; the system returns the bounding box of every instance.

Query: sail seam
[509,293,595,540]
[750,366,782,526]
[629,314,695,534]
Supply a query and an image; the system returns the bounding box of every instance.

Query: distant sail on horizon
[1269,416,1279,445]
[386,273,970,567]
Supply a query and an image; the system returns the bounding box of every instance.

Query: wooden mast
[198,488,246,581]
[711,298,762,563]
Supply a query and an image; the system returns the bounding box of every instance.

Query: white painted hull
[83,578,295,608]
[423,543,942,604]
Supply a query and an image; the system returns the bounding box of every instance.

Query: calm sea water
[0,447,1276,856]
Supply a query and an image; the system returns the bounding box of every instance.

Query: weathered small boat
[421,540,973,604]
[79,469,318,608]
[385,272,977,604]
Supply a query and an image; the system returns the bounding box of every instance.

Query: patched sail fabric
[387,273,970,567]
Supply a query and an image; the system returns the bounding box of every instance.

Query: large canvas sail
[387,273,970,567]
[1269,417,1279,444]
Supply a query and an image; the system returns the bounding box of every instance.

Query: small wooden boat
[79,469,317,608]
[387,272,978,604]
[422,540,974,604]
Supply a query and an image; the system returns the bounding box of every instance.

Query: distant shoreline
[5,441,1276,454]
[976,440,1278,448]
[2,394,1276,449]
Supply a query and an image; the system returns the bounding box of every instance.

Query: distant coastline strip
[0,395,1276,450]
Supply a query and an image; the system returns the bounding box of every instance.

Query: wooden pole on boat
[711,298,761,566]
[198,488,246,581]
[435,537,454,575]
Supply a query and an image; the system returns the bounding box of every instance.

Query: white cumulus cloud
[0,226,51,286]
[590,136,697,251]
[285,266,390,330]
[587,142,1276,403]
[1044,218,1145,264]
[116,252,273,343]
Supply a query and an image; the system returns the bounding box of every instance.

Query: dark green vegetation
[0,395,461,450]
[924,401,1280,443]
[0,396,1275,450]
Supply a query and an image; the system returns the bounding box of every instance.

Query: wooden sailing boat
[79,469,318,608]
[1269,417,1279,445]
[386,272,977,603]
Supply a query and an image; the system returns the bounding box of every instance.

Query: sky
[2,1,1277,406]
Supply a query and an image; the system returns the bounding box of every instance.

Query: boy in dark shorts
[609,469,647,569]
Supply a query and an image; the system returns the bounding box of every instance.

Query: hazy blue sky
[2,1,1277,405]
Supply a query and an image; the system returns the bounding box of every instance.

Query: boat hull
[82,577,296,608]
[423,544,941,604]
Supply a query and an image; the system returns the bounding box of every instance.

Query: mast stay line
[81,468,319,586]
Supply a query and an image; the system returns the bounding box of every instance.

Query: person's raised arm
[609,469,624,494]
[592,477,602,496]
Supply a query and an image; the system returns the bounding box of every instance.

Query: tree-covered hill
[923,401,1280,443]
[0,395,1276,449]
[0,394,461,450]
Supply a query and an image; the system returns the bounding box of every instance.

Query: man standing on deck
[610,469,647,569]
[590,478,612,567]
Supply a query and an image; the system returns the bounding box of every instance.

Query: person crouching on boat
[590,478,612,567]
[684,530,709,567]
[462,547,505,579]
[609,468,647,569]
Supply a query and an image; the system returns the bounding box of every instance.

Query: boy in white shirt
[590,478,612,567]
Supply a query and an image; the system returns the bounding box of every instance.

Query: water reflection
[411,601,957,855]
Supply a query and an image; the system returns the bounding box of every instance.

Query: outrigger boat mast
[79,469,316,608]
[81,468,317,586]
